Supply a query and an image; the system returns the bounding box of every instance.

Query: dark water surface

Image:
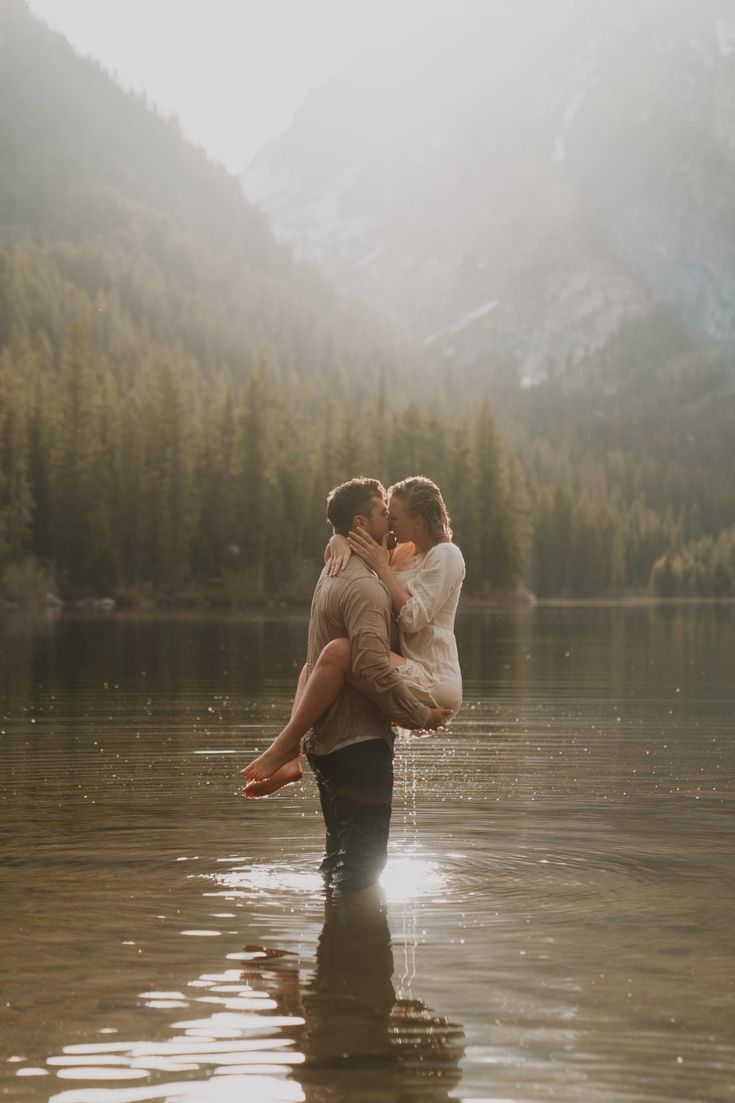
[1,605,733,1103]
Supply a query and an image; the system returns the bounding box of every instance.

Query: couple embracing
[242,475,465,895]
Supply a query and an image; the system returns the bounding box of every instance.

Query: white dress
[393,542,465,714]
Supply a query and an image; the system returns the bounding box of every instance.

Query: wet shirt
[302,557,432,756]
[394,542,465,709]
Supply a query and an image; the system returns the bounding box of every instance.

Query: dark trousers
[307,739,394,894]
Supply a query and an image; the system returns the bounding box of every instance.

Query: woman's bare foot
[241,736,301,784]
[242,758,303,799]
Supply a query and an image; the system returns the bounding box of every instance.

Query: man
[301,477,448,894]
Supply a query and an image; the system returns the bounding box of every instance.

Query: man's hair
[326,477,385,535]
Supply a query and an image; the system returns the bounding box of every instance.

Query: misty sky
[27,0,446,174]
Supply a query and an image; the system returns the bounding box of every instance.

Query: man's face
[353,495,390,544]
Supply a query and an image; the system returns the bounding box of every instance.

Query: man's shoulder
[344,558,383,586]
[327,559,389,603]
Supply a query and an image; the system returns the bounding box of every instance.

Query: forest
[2,274,733,604]
[1,1,734,604]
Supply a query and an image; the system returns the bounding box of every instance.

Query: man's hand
[422,707,454,731]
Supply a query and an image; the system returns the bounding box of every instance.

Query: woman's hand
[347,528,390,576]
[326,533,351,576]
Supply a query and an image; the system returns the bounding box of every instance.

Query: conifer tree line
[3,309,734,603]
[2,5,734,603]
[1,237,734,603]
[510,328,735,598]
[0,321,528,601]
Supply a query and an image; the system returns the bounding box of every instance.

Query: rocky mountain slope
[242,0,735,384]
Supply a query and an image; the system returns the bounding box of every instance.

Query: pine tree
[233,371,271,599]
[0,350,33,565]
[50,326,98,584]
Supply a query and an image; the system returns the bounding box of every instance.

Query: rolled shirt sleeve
[342,576,433,730]
[397,544,466,634]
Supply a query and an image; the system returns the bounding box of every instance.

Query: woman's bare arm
[325,533,352,575]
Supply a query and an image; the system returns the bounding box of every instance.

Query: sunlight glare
[49,1073,305,1101]
[380,856,447,902]
[212,867,323,895]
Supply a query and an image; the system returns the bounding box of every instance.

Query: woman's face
[388,495,420,544]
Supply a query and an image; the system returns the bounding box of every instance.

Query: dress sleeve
[397,544,465,634]
[341,576,432,730]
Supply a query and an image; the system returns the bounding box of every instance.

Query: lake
[1,604,733,1102]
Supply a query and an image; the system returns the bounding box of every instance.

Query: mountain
[0,0,421,401]
[1,0,733,602]
[4,0,501,602]
[242,0,735,385]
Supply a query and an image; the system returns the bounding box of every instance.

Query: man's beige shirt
[301,557,432,756]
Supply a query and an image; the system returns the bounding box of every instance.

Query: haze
[27,0,448,173]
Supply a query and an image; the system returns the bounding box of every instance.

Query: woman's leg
[242,638,353,786]
[243,662,308,798]
[242,640,404,793]
[242,641,405,793]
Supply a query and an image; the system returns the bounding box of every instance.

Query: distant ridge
[0,0,421,399]
[242,0,735,384]
[1,0,734,603]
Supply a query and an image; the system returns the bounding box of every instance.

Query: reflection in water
[44,880,462,1103]
[301,889,463,1102]
[3,607,735,1101]
[380,855,447,903]
[211,853,448,907]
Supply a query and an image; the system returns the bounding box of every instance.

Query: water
[1,605,733,1102]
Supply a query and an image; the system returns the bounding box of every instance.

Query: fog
[3,0,735,605]
[242,0,735,377]
[27,0,449,170]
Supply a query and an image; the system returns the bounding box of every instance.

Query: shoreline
[3,594,735,618]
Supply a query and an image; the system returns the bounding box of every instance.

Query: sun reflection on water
[43,853,448,1102]
[380,854,447,902]
[49,1077,306,1101]
[209,853,447,904]
[209,865,323,897]
[46,950,306,1103]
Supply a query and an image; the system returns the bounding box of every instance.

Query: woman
[241,476,465,797]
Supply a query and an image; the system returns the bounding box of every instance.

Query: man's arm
[341,575,433,730]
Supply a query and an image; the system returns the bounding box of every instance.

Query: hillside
[1,0,733,602]
[0,2,529,602]
[0,0,421,399]
[242,0,735,384]
[238,0,735,596]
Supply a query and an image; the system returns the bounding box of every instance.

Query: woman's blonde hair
[388,476,452,544]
